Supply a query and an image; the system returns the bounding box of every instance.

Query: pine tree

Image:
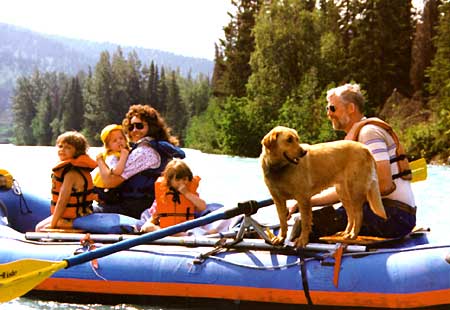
[12,76,36,145]
[31,91,53,145]
[111,47,131,124]
[158,67,169,116]
[147,61,160,110]
[165,70,187,142]
[427,1,450,122]
[83,51,113,143]
[410,0,441,95]
[61,76,84,132]
[215,0,262,98]
[211,43,227,97]
[347,0,413,112]
[127,50,142,106]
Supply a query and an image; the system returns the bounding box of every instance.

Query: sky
[0,0,234,60]
[1,0,424,61]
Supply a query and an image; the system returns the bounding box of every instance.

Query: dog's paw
[293,233,309,248]
[271,235,285,245]
[340,231,357,240]
[335,231,346,237]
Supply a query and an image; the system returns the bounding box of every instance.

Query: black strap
[392,169,412,180]
[389,154,407,163]
[297,250,313,306]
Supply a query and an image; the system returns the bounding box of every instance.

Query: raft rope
[12,180,32,215]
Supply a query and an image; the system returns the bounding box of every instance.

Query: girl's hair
[122,104,179,146]
[56,131,89,158]
[163,159,193,188]
[104,130,130,152]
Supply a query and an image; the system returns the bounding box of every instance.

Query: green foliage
[31,93,52,146]
[347,0,413,114]
[217,0,262,98]
[165,71,188,142]
[248,0,321,109]
[277,69,337,144]
[184,99,222,154]
[425,1,450,161]
[11,49,210,147]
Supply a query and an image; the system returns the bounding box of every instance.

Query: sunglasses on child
[128,122,145,131]
[326,105,336,113]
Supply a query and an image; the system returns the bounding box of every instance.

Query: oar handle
[66,199,273,267]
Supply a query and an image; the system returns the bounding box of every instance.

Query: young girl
[93,124,130,190]
[137,159,206,233]
[35,131,97,231]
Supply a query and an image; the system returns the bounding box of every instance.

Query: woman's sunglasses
[326,105,336,113]
[128,122,145,131]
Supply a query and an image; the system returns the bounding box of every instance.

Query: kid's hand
[120,148,129,157]
[176,184,188,195]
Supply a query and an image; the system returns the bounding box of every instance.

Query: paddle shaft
[66,199,273,267]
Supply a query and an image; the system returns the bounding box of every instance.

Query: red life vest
[154,176,200,228]
[345,117,412,181]
[50,154,98,219]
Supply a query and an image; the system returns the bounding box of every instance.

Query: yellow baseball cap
[100,124,123,145]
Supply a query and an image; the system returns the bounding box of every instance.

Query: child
[93,124,130,190]
[137,158,206,233]
[35,131,97,231]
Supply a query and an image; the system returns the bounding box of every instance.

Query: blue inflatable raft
[1,186,449,309]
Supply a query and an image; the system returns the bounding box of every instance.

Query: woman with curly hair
[94,104,185,219]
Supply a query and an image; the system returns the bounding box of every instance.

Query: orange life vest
[51,154,98,219]
[154,175,200,228]
[345,117,412,181]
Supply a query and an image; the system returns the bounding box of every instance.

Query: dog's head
[261,126,307,165]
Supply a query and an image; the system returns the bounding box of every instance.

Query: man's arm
[375,159,396,195]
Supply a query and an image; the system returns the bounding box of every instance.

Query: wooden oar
[0,198,273,303]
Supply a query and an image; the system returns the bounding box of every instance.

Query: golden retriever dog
[260,126,387,248]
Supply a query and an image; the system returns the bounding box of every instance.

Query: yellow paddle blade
[410,158,427,183]
[0,259,67,303]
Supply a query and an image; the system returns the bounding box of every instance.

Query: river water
[1,144,449,309]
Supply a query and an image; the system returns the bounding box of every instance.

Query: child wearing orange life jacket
[93,124,130,191]
[137,158,206,233]
[35,131,97,232]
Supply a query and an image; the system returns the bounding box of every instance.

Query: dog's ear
[262,129,279,150]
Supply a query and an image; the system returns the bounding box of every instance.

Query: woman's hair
[163,159,193,188]
[56,131,89,158]
[122,104,179,145]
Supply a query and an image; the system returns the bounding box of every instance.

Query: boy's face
[57,141,76,161]
[107,130,127,152]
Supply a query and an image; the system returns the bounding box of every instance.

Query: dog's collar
[283,150,307,165]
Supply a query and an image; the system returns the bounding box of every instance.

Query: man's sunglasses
[326,105,336,113]
[128,122,145,131]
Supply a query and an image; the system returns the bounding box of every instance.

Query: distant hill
[0,22,214,115]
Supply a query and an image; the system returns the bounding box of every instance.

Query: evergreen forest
[11,0,450,162]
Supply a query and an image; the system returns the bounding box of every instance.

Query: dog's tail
[367,169,387,220]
